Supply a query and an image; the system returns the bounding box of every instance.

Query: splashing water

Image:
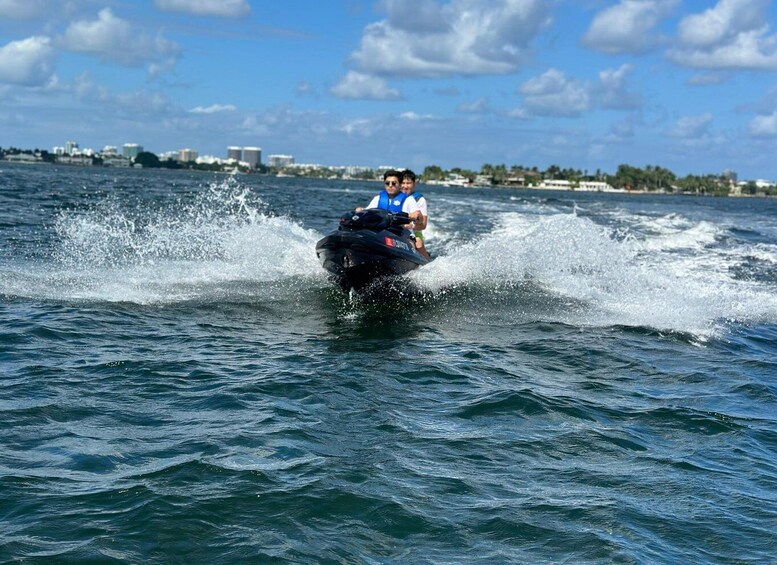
[6,178,324,304]
[3,175,776,338]
[412,210,777,338]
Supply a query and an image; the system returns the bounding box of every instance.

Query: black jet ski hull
[316,211,427,292]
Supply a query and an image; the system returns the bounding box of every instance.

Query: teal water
[1,164,776,563]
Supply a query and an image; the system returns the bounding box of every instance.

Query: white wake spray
[7,178,324,304]
[4,177,776,338]
[412,209,777,338]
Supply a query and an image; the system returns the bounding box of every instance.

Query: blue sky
[2,0,777,180]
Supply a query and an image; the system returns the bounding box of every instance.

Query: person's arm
[357,195,380,212]
[416,199,428,229]
[403,197,422,221]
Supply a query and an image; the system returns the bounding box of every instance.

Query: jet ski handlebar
[339,209,413,230]
[388,212,413,225]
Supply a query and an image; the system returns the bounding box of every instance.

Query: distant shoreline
[2,159,775,198]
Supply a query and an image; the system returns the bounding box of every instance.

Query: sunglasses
[385,181,398,186]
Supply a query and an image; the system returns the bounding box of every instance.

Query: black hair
[401,169,416,182]
[383,169,401,181]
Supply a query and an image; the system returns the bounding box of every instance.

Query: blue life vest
[377,190,408,213]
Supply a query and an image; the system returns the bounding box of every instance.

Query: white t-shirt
[414,195,428,219]
[366,193,420,215]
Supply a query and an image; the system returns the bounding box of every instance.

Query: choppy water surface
[1,164,776,563]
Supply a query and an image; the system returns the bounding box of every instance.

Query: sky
[2,0,777,180]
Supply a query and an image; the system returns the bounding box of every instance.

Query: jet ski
[316,208,428,292]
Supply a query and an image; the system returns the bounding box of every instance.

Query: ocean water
[1,164,776,563]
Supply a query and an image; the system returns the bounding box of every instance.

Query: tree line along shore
[2,146,774,197]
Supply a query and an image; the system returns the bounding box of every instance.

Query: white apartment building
[123,143,143,159]
[267,154,294,168]
[178,148,198,162]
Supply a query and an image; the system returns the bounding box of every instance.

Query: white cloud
[668,0,777,70]
[750,112,777,136]
[604,119,636,142]
[597,64,641,109]
[148,58,179,79]
[669,29,777,70]
[239,115,271,136]
[0,36,56,86]
[341,118,374,137]
[238,105,337,142]
[510,64,642,118]
[514,68,592,117]
[582,0,677,55]
[153,0,250,18]
[0,0,47,19]
[112,90,172,115]
[399,111,435,121]
[664,113,727,149]
[330,71,402,100]
[72,72,99,100]
[456,97,491,114]
[61,8,180,69]
[296,81,316,96]
[666,113,714,138]
[190,104,237,114]
[676,0,767,47]
[69,73,173,116]
[349,0,549,77]
[687,72,729,86]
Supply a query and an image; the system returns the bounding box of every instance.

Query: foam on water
[413,210,777,338]
[641,219,720,252]
[3,177,776,338]
[1,179,324,304]
[3,171,777,564]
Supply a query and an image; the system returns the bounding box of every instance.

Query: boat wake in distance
[315,208,428,295]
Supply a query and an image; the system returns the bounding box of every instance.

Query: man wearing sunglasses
[358,169,422,221]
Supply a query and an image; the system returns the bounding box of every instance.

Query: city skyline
[2,1,777,180]
[0,136,769,183]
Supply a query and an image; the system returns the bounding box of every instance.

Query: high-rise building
[227,146,243,161]
[158,151,179,161]
[123,143,143,159]
[267,154,294,168]
[65,141,79,155]
[178,148,198,162]
[243,147,262,168]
